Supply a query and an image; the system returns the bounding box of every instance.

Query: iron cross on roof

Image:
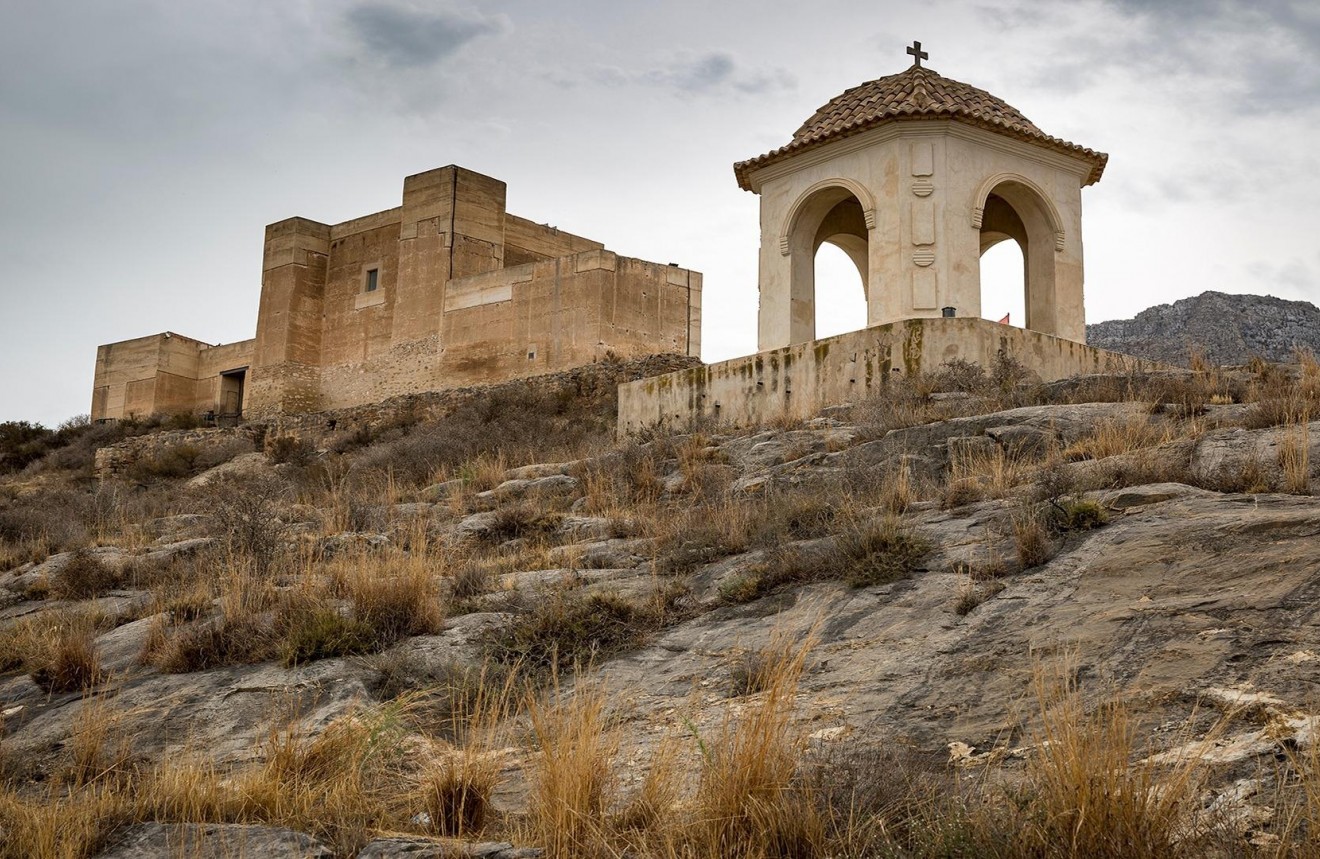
[906,41,929,67]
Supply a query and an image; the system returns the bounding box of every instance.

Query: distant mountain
[1086,291,1320,366]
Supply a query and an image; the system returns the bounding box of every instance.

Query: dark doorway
[219,368,246,426]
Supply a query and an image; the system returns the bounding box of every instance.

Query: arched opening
[979,195,1026,327]
[814,242,867,338]
[785,187,870,343]
[977,180,1060,335]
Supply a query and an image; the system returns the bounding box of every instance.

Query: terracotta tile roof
[734,64,1107,190]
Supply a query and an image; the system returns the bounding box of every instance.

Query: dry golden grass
[1278,413,1312,495]
[1012,506,1055,569]
[526,675,618,859]
[686,625,822,858]
[417,664,517,838]
[949,445,1032,499]
[66,694,137,789]
[0,782,128,859]
[1274,731,1320,858]
[10,609,112,693]
[1063,417,1174,462]
[1014,665,1216,859]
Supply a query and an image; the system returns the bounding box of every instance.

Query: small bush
[837,518,931,588]
[1012,507,1056,569]
[153,612,272,673]
[48,550,120,600]
[207,476,287,575]
[0,420,54,474]
[278,605,377,667]
[266,435,315,466]
[489,584,687,675]
[930,357,989,393]
[127,443,204,481]
[718,544,836,604]
[1050,498,1109,532]
[30,627,104,693]
[482,502,563,545]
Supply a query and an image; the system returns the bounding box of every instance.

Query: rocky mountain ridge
[1087,290,1320,366]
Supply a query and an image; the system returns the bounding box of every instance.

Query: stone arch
[970,173,1065,250]
[973,176,1065,335]
[780,181,875,344]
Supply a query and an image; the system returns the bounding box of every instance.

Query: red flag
[997,313,1010,325]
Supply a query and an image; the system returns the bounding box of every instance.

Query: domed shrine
[736,42,1107,349]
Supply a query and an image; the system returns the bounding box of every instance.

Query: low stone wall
[266,353,700,439]
[616,318,1168,436]
[95,354,702,479]
[94,427,263,480]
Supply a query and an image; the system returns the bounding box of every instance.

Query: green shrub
[1051,498,1108,531]
[718,545,835,604]
[279,607,377,667]
[0,420,53,474]
[489,584,688,675]
[837,519,931,587]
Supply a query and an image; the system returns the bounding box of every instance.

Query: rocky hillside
[1087,291,1320,366]
[2,361,1320,858]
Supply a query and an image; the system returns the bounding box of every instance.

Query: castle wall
[91,334,256,421]
[315,249,701,411]
[503,215,603,265]
[617,317,1163,435]
[320,218,402,368]
[93,165,703,421]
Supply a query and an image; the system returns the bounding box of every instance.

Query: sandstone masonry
[91,166,702,422]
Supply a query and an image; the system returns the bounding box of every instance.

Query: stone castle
[93,46,1158,431]
[91,166,701,422]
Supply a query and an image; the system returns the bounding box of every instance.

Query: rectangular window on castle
[364,268,379,293]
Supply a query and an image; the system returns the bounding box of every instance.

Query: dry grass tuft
[1279,416,1312,495]
[1015,664,1216,858]
[47,550,120,600]
[527,676,618,859]
[1063,417,1172,462]
[949,444,1031,500]
[1012,505,1056,569]
[953,574,1006,616]
[729,628,807,697]
[689,626,823,858]
[28,616,106,694]
[418,664,516,838]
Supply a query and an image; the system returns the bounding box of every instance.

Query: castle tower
[735,43,1107,350]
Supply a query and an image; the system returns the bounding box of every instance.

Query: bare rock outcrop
[1087,291,1320,366]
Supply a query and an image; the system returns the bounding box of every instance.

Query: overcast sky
[2,0,1317,426]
